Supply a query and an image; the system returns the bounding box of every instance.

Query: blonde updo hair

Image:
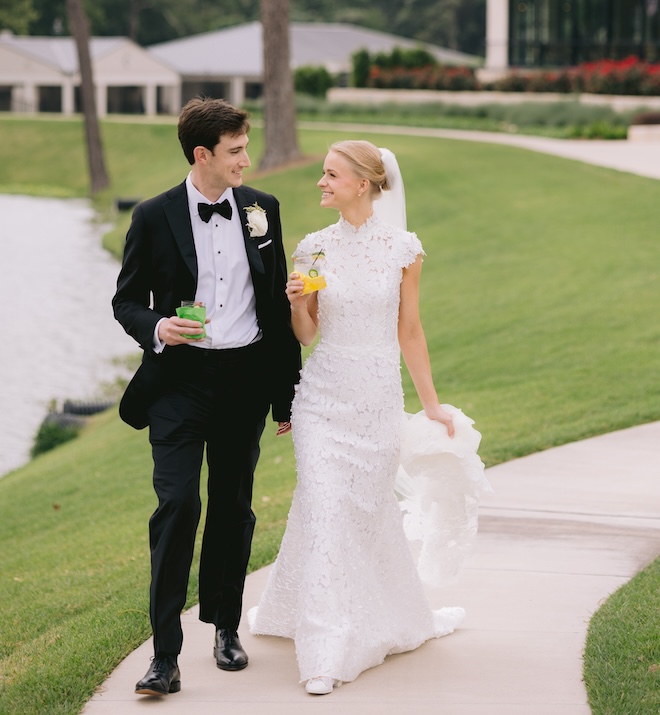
[329,140,389,198]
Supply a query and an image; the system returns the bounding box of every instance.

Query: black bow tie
[198,200,232,223]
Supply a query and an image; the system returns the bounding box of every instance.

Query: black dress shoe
[135,655,181,695]
[214,628,248,671]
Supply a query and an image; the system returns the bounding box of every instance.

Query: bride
[249,140,486,695]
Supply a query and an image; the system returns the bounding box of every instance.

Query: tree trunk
[258,0,302,171]
[128,0,141,41]
[66,0,110,194]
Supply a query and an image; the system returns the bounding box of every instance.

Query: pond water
[0,194,136,477]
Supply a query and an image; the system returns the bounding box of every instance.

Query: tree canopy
[0,0,485,57]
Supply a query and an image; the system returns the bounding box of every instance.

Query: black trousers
[146,341,269,656]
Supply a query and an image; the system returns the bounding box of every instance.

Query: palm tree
[66,0,109,193]
[258,0,302,171]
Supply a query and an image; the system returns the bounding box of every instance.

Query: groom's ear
[193,146,208,165]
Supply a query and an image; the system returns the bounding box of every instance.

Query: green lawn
[584,559,660,714]
[0,116,658,714]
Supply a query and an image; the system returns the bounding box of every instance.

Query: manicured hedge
[358,53,660,96]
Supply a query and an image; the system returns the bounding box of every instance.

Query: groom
[112,97,301,696]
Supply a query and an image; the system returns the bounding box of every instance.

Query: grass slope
[584,558,660,714]
[0,117,658,713]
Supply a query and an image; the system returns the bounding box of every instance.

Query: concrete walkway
[300,121,660,181]
[83,133,660,713]
[83,421,660,714]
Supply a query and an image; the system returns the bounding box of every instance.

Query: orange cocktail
[293,251,326,294]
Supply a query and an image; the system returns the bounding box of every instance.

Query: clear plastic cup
[175,301,206,339]
[293,252,326,294]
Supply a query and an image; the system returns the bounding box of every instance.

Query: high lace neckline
[337,212,380,234]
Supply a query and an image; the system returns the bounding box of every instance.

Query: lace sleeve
[399,231,425,269]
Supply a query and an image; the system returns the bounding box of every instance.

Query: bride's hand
[286,272,309,306]
[424,404,455,438]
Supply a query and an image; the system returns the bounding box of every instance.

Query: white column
[160,83,182,114]
[484,0,510,78]
[144,84,157,115]
[171,82,182,113]
[19,83,38,113]
[62,81,75,115]
[165,83,183,114]
[96,84,107,118]
[230,76,245,106]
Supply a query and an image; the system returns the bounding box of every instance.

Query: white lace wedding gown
[248,215,486,684]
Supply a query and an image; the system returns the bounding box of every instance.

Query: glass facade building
[509,0,660,66]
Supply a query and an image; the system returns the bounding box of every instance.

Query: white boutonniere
[244,202,268,238]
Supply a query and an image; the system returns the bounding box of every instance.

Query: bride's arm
[286,272,319,346]
[398,255,455,437]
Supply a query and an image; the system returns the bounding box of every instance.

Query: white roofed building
[0,22,480,115]
[0,31,180,116]
[148,21,481,107]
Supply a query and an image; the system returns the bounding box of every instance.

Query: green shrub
[568,121,628,139]
[371,47,434,70]
[398,47,438,70]
[351,46,440,87]
[294,65,334,98]
[31,415,83,457]
[352,48,370,88]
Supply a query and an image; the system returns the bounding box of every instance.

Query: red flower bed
[366,56,660,96]
[369,65,478,91]
[492,57,660,96]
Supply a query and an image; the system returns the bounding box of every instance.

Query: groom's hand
[276,421,292,436]
[158,316,205,345]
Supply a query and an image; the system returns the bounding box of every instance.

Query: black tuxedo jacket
[112,181,301,429]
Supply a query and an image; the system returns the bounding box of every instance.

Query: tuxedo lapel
[163,183,197,282]
[234,187,265,275]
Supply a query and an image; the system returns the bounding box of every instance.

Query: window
[509,0,660,66]
[38,86,62,112]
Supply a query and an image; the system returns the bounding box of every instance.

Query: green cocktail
[176,301,206,340]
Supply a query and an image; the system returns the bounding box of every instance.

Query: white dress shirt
[153,174,260,351]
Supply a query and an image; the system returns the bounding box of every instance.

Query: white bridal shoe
[305,676,341,695]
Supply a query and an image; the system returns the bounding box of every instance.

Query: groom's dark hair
[178,96,251,165]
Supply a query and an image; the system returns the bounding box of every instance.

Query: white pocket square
[257,239,272,249]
